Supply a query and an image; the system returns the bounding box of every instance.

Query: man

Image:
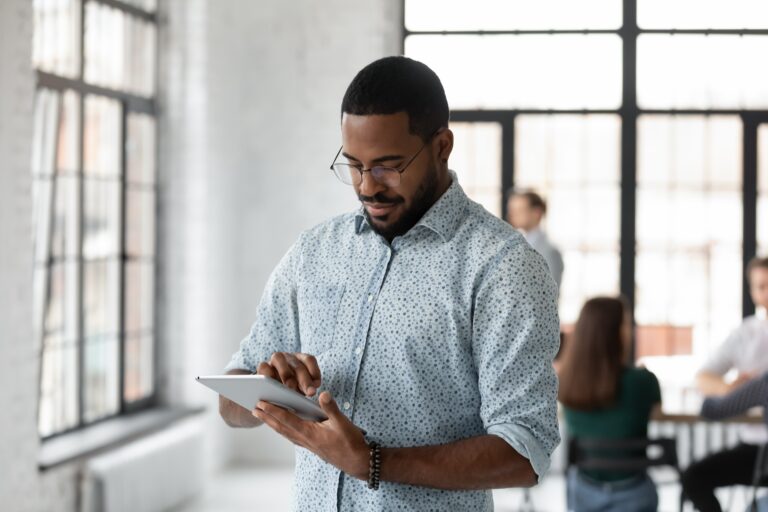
[219,56,560,511]
[506,190,564,292]
[682,256,768,512]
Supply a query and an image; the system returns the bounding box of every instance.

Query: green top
[563,367,662,482]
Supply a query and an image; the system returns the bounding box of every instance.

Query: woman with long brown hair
[559,297,662,512]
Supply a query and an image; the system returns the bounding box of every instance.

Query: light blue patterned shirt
[225,175,561,511]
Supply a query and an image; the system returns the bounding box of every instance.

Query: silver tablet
[196,374,328,421]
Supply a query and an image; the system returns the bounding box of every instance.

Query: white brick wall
[158,0,402,466]
[0,1,79,511]
[0,0,400,509]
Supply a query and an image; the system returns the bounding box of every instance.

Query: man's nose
[357,170,386,198]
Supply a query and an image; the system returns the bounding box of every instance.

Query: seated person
[682,257,768,512]
[558,297,662,512]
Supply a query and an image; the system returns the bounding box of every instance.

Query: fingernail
[307,386,316,395]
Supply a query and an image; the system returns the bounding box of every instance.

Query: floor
[175,465,760,512]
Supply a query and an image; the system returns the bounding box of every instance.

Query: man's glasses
[329,131,439,188]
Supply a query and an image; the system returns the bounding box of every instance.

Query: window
[635,116,743,358]
[32,0,157,438]
[759,125,768,256]
[515,115,621,325]
[403,0,768,376]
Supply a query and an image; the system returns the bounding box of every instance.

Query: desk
[651,397,764,468]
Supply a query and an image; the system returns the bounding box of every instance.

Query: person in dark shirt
[559,297,662,512]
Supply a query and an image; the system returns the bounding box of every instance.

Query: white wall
[0,0,400,509]
[158,0,402,466]
[0,0,80,510]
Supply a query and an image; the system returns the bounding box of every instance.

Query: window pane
[405,35,622,109]
[50,175,80,259]
[125,261,154,333]
[42,262,79,342]
[83,260,120,337]
[759,125,768,256]
[636,115,742,363]
[515,115,621,324]
[57,90,80,173]
[83,179,121,258]
[38,334,79,436]
[31,89,60,179]
[84,1,157,96]
[126,188,155,257]
[124,334,154,403]
[449,122,502,217]
[126,113,156,184]
[83,335,120,422]
[32,0,81,77]
[638,35,768,109]
[405,0,621,31]
[639,0,768,29]
[84,95,122,177]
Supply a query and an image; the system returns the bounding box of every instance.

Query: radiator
[80,419,205,512]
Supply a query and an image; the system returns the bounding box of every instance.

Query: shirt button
[367,294,374,303]
[343,402,351,410]
[355,347,362,355]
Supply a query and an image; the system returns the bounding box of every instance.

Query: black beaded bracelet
[367,441,381,490]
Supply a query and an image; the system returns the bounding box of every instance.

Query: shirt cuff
[487,423,552,482]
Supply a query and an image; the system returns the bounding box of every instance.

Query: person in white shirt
[681,256,768,512]
[506,189,564,292]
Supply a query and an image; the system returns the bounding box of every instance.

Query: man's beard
[361,162,441,242]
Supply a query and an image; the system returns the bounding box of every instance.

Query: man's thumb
[319,391,342,419]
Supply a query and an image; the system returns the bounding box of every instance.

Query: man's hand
[728,372,755,392]
[258,352,322,397]
[253,391,369,480]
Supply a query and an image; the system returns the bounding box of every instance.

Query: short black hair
[506,188,547,214]
[341,56,449,142]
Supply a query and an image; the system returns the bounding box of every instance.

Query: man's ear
[435,128,454,163]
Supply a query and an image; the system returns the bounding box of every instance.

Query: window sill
[38,406,205,470]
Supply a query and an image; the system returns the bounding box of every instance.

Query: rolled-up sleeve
[472,241,561,480]
[224,236,303,372]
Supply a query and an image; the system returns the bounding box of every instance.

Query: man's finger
[257,401,309,437]
[256,362,278,380]
[318,391,344,421]
[296,353,322,383]
[290,360,319,396]
[269,353,298,391]
[253,407,306,448]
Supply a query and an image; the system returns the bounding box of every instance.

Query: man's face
[341,112,450,241]
[749,267,768,310]
[506,196,542,232]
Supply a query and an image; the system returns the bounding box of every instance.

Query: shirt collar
[353,171,468,242]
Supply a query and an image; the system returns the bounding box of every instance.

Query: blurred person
[559,297,662,512]
[218,56,561,511]
[506,189,564,292]
[682,257,768,512]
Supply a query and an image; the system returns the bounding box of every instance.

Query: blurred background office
[1,0,767,510]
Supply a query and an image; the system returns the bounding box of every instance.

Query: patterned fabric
[701,371,768,425]
[523,228,564,291]
[700,315,768,443]
[225,174,561,511]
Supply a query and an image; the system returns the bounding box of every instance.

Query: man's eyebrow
[341,152,406,164]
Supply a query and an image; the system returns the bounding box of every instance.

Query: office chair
[567,436,684,512]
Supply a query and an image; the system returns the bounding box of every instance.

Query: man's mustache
[357,193,404,205]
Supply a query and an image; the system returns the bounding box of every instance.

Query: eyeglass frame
[328,128,443,187]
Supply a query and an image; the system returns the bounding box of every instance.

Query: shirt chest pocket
[298,283,345,356]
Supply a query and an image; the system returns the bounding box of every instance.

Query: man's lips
[364,202,398,217]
